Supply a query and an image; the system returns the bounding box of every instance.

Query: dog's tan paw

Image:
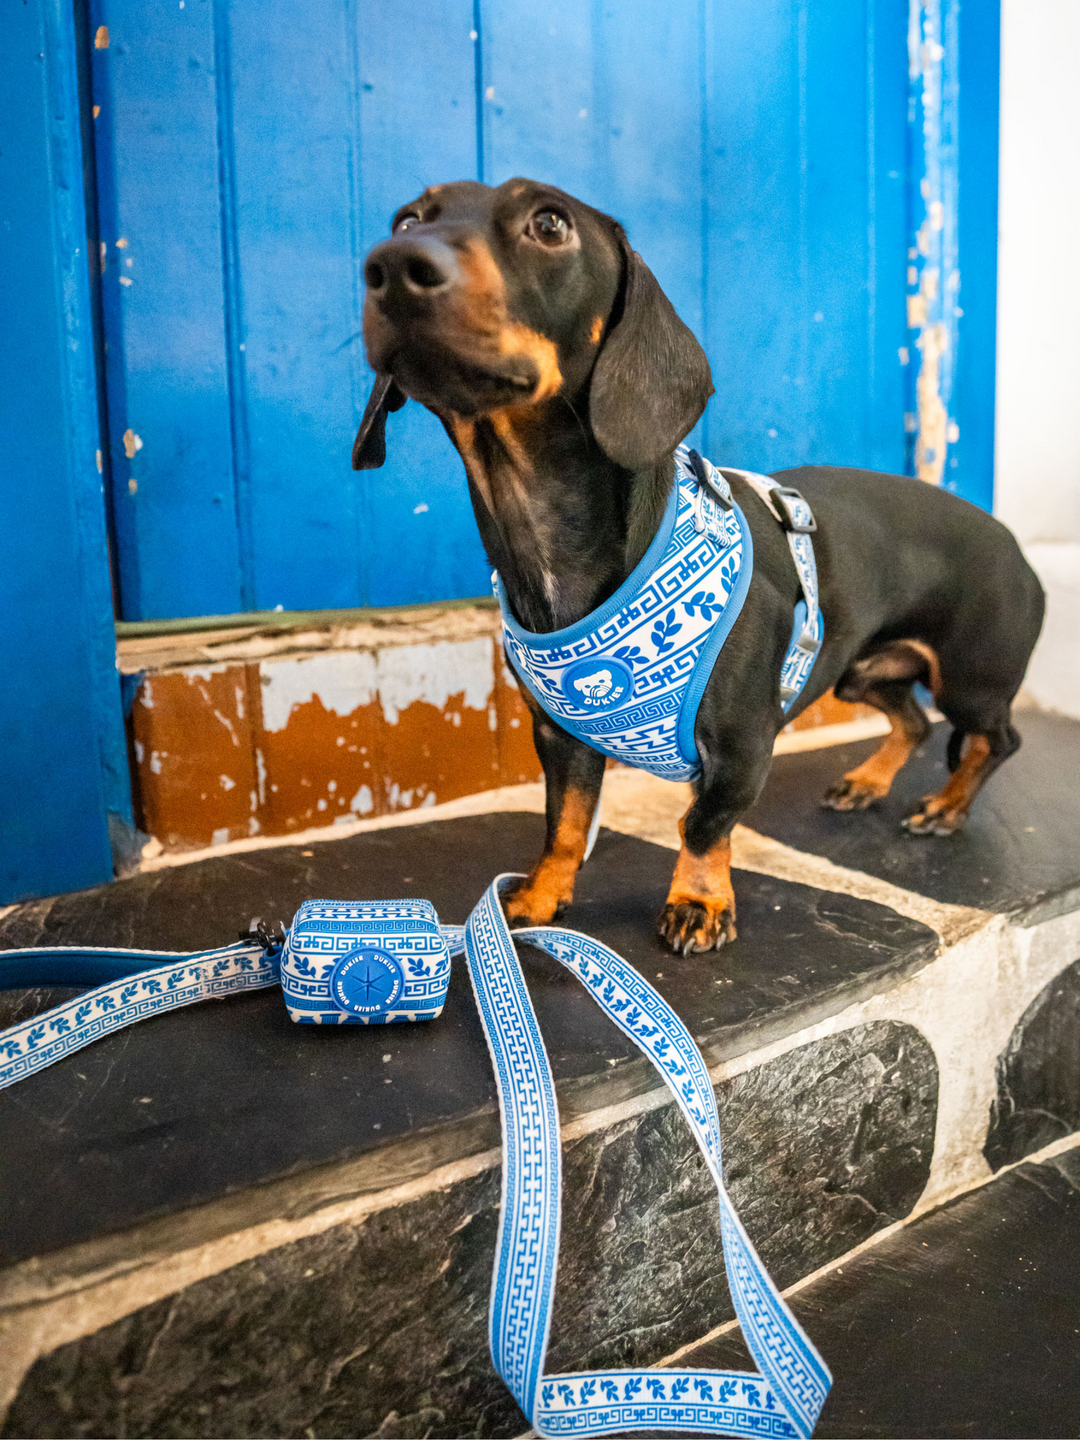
[822,775,887,811]
[901,796,969,837]
[656,897,736,955]
[502,874,571,929]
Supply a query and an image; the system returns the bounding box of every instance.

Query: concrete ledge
[1,712,1078,1436]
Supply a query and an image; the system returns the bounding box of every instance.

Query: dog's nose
[364,236,460,303]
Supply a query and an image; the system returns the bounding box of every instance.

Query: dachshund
[353,177,1044,954]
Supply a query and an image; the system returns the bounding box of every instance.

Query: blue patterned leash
[1,894,829,1436]
[465,877,831,1438]
[0,942,284,1088]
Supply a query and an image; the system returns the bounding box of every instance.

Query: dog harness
[2,877,831,1438]
[497,446,823,782]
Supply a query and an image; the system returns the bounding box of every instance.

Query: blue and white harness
[499,446,823,781]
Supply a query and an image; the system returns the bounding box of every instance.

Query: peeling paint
[93,24,108,47]
[375,637,494,724]
[907,0,960,486]
[259,652,377,733]
[122,429,143,460]
[349,784,374,816]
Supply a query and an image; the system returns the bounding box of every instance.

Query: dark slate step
[677,1147,1080,1440]
[0,813,936,1267]
[2,1017,938,1440]
[744,710,1080,923]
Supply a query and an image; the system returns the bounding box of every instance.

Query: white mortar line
[596,765,987,942]
[655,1126,1080,1372]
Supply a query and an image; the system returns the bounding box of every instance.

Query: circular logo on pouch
[329,947,405,1016]
[560,655,635,712]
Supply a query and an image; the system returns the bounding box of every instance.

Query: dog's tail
[946,727,966,773]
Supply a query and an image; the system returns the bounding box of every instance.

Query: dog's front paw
[822,775,887,811]
[901,796,968,837]
[503,874,571,929]
[657,897,736,955]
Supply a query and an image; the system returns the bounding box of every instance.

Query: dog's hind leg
[902,719,1020,836]
[822,642,936,811]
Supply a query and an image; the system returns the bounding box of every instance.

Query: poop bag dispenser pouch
[280,898,454,1025]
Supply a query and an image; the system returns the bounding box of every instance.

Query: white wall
[995,0,1080,715]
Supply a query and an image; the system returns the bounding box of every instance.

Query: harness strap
[718,469,823,710]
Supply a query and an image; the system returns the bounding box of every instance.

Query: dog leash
[0,883,830,1437]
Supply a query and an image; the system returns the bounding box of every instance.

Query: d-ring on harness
[1,879,830,1437]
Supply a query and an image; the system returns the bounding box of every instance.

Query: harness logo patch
[561,655,635,712]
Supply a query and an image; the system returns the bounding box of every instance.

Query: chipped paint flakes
[377,638,494,724]
[907,0,960,487]
[122,429,143,460]
[348,784,374,816]
[259,651,377,733]
[219,774,236,792]
[915,322,949,485]
[94,25,109,48]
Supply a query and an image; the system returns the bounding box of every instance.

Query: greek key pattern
[0,945,275,1091]
[465,881,562,1415]
[280,898,452,1026]
[499,449,824,780]
[470,879,830,1439]
[499,449,747,782]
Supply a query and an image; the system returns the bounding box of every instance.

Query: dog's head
[355,178,713,472]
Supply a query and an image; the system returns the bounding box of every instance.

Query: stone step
[0,708,1077,1437]
[673,1144,1080,1439]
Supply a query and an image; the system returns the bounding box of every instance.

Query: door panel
[88,0,971,622]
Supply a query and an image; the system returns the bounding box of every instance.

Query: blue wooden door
[88,0,996,622]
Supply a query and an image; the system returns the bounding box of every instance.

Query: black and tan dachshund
[354,178,1044,954]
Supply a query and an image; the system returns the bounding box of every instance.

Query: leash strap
[0,943,278,1090]
[1,903,830,1436]
[0,927,469,1091]
[465,877,831,1438]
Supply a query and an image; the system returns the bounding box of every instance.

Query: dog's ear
[352,374,407,470]
[588,234,714,470]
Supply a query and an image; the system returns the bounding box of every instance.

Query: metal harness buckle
[687,448,734,510]
[770,485,817,533]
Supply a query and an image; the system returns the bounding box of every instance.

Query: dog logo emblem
[561,656,634,712]
[573,668,614,702]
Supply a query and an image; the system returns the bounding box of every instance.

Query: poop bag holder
[0,882,830,1439]
[280,898,460,1025]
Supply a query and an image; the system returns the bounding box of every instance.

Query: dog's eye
[528,210,571,246]
[393,213,421,234]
